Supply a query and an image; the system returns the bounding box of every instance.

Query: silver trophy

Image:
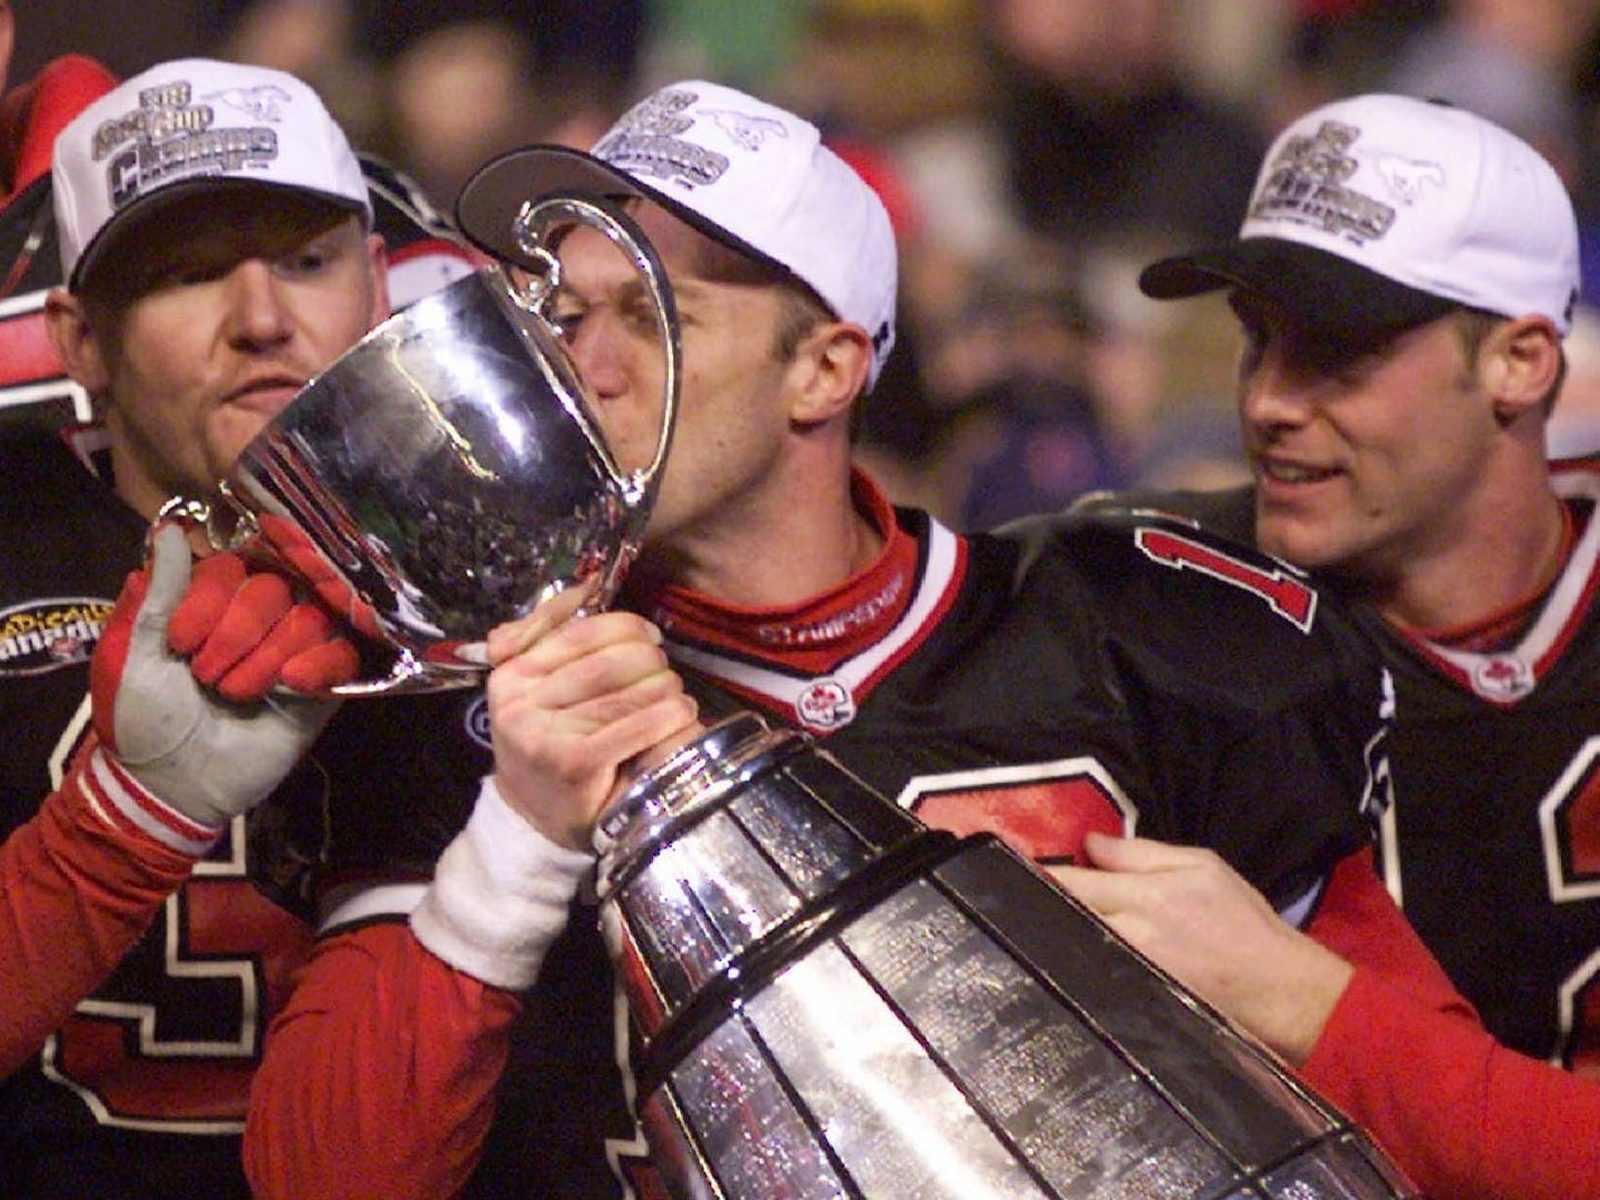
[593,713,1419,1200]
[176,193,679,695]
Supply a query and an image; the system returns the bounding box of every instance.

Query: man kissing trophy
[203,189,1416,1200]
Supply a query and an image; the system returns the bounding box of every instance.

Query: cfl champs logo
[595,88,730,191]
[1250,119,1400,244]
[0,597,114,676]
[594,85,788,193]
[92,78,284,210]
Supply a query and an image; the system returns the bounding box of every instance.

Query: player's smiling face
[1231,292,1499,585]
[52,190,389,520]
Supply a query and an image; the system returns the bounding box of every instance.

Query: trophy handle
[155,493,256,554]
[505,193,680,514]
[321,651,478,697]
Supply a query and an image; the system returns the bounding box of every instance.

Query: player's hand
[484,585,702,851]
[166,541,362,700]
[1047,833,1353,1064]
[90,522,346,828]
[254,511,385,643]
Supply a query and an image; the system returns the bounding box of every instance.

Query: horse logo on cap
[207,84,293,124]
[704,109,788,153]
[1373,153,1445,207]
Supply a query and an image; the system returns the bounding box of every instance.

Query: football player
[1074,92,1600,1198]
[0,54,476,1199]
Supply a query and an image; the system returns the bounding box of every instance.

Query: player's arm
[1299,846,1600,1200]
[0,742,213,1077]
[240,796,584,1200]
[1058,836,1600,1200]
[1305,957,1600,1200]
[2,523,347,1076]
[244,595,699,1200]
[242,923,521,1198]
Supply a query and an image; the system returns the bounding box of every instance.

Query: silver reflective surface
[213,195,679,694]
[749,942,1056,1200]
[596,714,1421,1200]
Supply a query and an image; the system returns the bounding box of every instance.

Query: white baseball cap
[455,79,899,388]
[54,57,371,291]
[1140,93,1582,336]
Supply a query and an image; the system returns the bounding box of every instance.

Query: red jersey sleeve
[242,921,522,1200]
[1303,846,1474,1014]
[244,776,593,1198]
[1302,848,1600,1199]
[0,742,203,1076]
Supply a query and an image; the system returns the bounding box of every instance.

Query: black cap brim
[454,143,788,281]
[455,145,643,269]
[71,177,368,293]
[1138,238,1458,336]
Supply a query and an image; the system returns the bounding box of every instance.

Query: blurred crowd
[44,0,1600,528]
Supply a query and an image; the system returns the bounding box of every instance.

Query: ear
[788,321,873,427]
[366,232,393,325]
[1483,316,1562,424]
[44,288,112,395]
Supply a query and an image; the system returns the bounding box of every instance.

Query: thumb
[91,522,199,762]
[137,523,195,639]
[1080,829,1150,872]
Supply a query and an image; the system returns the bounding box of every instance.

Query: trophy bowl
[188,194,679,695]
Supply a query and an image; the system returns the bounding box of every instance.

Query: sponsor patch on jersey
[0,596,115,676]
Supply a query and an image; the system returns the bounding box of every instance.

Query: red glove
[166,546,362,701]
[254,512,386,644]
[91,523,346,827]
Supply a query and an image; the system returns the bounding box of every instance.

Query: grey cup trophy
[592,713,1420,1200]
[175,193,679,695]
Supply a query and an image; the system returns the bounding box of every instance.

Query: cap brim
[1138,238,1458,335]
[71,177,368,292]
[454,144,786,279]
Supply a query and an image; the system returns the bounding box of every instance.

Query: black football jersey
[0,425,285,1198]
[416,505,1391,1200]
[1364,463,1600,1068]
[1084,470,1600,1068]
[0,426,495,1198]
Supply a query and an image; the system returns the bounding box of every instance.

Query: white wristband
[410,775,595,990]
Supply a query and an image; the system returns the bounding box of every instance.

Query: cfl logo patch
[795,677,855,732]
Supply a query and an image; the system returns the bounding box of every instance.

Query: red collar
[626,471,919,674]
